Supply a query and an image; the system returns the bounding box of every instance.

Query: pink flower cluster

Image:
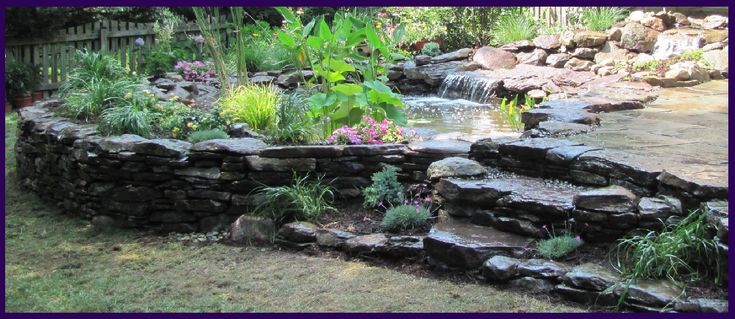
[174,61,215,81]
[327,116,406,145]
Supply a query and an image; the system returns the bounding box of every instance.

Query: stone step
[423,215,534,270]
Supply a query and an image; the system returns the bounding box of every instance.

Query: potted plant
[5,60,40,109]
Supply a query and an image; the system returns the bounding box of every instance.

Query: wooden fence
[530,7,580,29]
[5,16,231,95]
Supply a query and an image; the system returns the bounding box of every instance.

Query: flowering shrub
[174,61,215,81]
[327,116,406,145]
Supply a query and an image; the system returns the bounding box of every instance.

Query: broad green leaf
[365,26,381,47]
[392,24,405,44]
[303,20,316,38]
[331,83,363,96]
[348,107,364,126]
[318,18,332,40]
[306,36,322,50]
[384,104,407,125]
[277,31,296,48]
[324,71,346,83]
[324,59,355,73]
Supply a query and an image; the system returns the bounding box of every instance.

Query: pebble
[170,230,230,244]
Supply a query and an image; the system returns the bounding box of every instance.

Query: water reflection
[403,96,521,141]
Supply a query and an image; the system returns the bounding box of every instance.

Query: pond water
[403,95,521,141]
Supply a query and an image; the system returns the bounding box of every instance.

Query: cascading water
[652,31,705,60]
[437,71,503,104]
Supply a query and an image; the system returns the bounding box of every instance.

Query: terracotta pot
[31,91,44,102]
[5,101,13,113]
[12,96,33,109]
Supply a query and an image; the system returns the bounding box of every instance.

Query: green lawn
[4,113,584,312]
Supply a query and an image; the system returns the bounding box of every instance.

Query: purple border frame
[1,0,732,317]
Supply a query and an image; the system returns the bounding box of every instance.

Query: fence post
[100,23,108,53]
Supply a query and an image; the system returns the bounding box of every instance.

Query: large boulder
[516,49,549,66]
[702,48,728,73]
[472,46,517,70]
[572,31,608,48]
[620,22,660,53]
[665,61,711,83]
[230,215,275,244]
[533,35,561,50]
[427,157,487,182]
[546,53,571,68]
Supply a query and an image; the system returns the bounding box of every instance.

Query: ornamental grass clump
[579,7,627,32]
[252,173,337,226]
[218,84,279,131]
[612,209,725,285]
[97,91,159,138]
[187,128,229,143]
[490,11,537,46]
[381,204,430,233]
[536,224,583,259]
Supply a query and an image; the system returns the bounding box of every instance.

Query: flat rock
[345,233,389,254]
[553,284,618,306]
[657,170,728,199]
[614,280,685,307]
[516,49,548,66]
[423,216,533,269]
[431,48,473,63]
[572,149,666,189]
[245,156,316,172]
[561,263,620,291]
[404,61,464,87]
[522,108,600,130]
[545,145,601,165]
[342,144,406,156]
[316,228,357,248]
[499,138,581,160]
[516,258,570,279]
[131,139,191,157]
[173,167,221,179]
[191,138,267,155]
[509,276,555,293]
[278,221,319,244]
[99,134,147,153]
[482,255,521,282]
[408,140,471,155]
[675,298,728,313]
[638,196,682,220]
[427,157,487,182]
[259,145,344,158]
[435,178,515,206]
[574,185,638,213]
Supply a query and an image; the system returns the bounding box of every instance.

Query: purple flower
[134,38,145,46]
[575,235,582,241]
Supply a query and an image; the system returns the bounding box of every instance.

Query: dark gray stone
[191,138,267,155]
[131,139,191,157]
[638,196,682,220]
[553,284,618,306]
[574,185,638,214]
[509,276,555,293]
[482,255,521,282]
[259,145,344,158]
[499,138,581,160]
[230,215,275,244]
[614,280,685,307]
[345,233,389,254]
[522,108,600,130]
[546,145,600,165]
[174,199,226,212]
[110,185,162,202]
[431,48,473,63]
[342,144,406,156]
[562,263,620,291]
[174,167,221,180]
[675,298,728,313]
[99,134,147,153]
[516,258,570,279]
[316,229,357,248]
[245,156,316,172]
[408,140,471,155]
[278,221,319,243]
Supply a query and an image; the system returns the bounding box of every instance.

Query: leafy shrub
[5,60,41,97]
[674,49,711,67]
[97,91,159,137]
[362,165,404,209]
[381,7,447,46]
[140,48,176,78]
[187,128,229,143]
[155,99,224,139]
[579,7,627,32]
[491,11,537,46]
[174,61,216,81]
[219,84,279,131]
[421,42,441,57]
[327,116,406,145]
[59,79,137,120]
[498,95,533,132]
[613,209,725,285]
[252,173,337,226]
[226,37,296,73]
[537,235,584,259]
[632,59,661,72]
[381,204,430,232]
[267,93,316,145]
[59,50,130,93]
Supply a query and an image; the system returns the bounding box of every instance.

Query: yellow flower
[124,92,133,99]
[191,124,198,130]
[171,96,179,101]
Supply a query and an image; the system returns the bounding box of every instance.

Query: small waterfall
[652,32,705,60]
[437,72,502,104]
